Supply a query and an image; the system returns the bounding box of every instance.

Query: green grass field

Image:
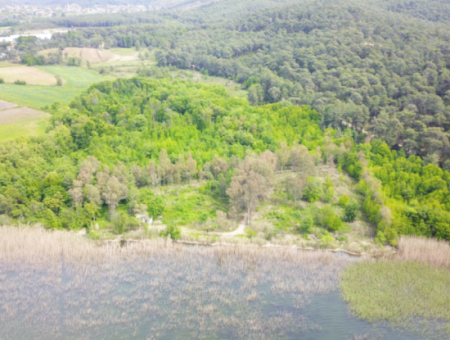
[0,119,48,141]
[41,66,113,89]
[108,48,137,56]
[0,66,112,110]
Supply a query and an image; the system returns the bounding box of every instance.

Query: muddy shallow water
[0,247,444,340]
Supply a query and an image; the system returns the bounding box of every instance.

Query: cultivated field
[0,103,49,141]
[0,99,16,110]
[0,66,58,85]
[39,47,118,64]
[64,47,117,64]
[0,106,48,126]
[0,66,112,109]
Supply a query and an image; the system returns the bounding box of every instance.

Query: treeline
[48,12,164,28]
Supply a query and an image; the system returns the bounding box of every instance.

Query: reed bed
[0,226,178,267]
[395,236,450,269]
[0,225,362,339]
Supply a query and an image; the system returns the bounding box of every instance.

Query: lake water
[0,30,68,43]
[0,247,446,339]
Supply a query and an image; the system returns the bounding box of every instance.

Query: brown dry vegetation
[0,225,173,267]
[64,47,116,64]
[395,236,450,269]
[0,225,353,268]
[0,225,358,339]
[0,66,58,85]
[39,47,118,64]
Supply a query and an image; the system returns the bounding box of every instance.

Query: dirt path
[218,223,246,236]
[215,214,247,237]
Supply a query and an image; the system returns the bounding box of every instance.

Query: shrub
[318,205,343,231]
[56,76,62,87]
[338,194,350,207]
[0,78,4,84]
[14,80,26,85]
[300,213,313,234]
[303,177,322,202]
[111,211,140,235]
[323,186,335,203]
[319,233,335,247]
[343,201,359,222]
[166,225,181,240]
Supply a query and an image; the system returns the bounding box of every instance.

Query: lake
[0,244,446,339]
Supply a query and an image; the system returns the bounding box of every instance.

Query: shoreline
[100,237,377,258]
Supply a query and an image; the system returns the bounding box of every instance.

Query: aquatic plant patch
[341,260,450,336]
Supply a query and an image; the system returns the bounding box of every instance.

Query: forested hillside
[154,1,450,165]
[16,0,450,168]
[0,78,323,234]
[0,77,449,245]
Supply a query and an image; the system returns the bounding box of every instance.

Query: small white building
[136,214,153,225]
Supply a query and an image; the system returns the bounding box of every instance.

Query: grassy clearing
[104,166,377,250]
[0,119,47,141]
[39,65,113,89]
[0,61,20,68]
[108,47,137,56]
[173,69,248,99]
[39,47,117,64]
[252,166,375,251]
[0,100,15,110]
[91,51,150,78]
[158,185,228,230]
[0,107,48,126]
[0,66,57,85]
[0,106,49,141]
[0,84,84,109]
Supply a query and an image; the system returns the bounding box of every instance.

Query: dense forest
[12,0,450,168]
[154,1,450,166]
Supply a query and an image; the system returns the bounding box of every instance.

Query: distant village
[0,4,158,19]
